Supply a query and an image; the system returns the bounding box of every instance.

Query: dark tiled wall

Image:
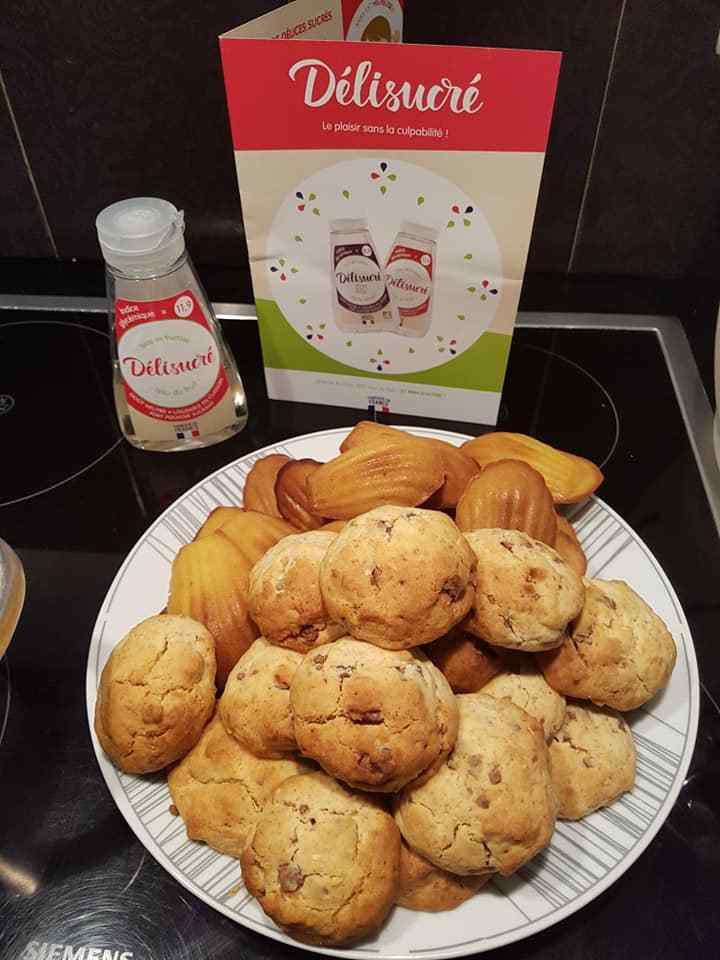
[1,0,718,278]
[0,78,54,256]
[569,0,720,279]
[1,0,280,265]
[405,1,627,275]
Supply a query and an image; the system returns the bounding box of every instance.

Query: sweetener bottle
[96,198,248,452]
[385,221,437,339]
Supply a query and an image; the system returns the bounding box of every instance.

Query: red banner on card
[220,39,560,153]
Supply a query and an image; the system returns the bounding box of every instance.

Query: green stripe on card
[255,298,512,392]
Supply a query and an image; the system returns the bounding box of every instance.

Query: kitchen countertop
[0,260,716,404]
[0,267,718,960]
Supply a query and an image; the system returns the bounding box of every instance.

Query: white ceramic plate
[86,427,699,958]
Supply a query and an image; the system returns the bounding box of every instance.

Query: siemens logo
[19,944,135,960]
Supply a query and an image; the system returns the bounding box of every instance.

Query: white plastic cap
[96,197,185,272]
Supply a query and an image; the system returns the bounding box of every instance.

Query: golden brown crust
[94,614,216,774]
[455,460,557,546]
[423,439,480,510]
[320,506,476,649]
[318,520,347,533]
[397,842,488,911]
[217,510,295,567]
[243,454,291,517]
[554,515,588,576]
[538,579,677,710]
[194,506,243,540]
[461,433,603,504]
[248,531,344,653]
[339,421,478,510]
[482,662,566,740]
[167,714,310,857]
[339,420,397,452]
[219,639,304,757]
[424,627,503,693]
[394,695,557,877]
[464,529,585,652]
[241,772,400,945]
[166,530,257,687]
[275,459,326,531]
[290,638,458,792]
[548,702,636,819]
[307,438,444,520]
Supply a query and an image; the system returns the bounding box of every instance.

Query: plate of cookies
[87,424,698,957]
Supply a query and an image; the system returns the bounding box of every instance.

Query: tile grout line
[0,66,59,257]
[567,0,628,273]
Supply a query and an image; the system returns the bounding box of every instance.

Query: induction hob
[0,303,719,960]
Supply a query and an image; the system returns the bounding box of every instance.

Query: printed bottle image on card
[220,38,560,423]
[329,217,394,333]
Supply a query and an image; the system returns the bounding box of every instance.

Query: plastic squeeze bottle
[96,197,247,452]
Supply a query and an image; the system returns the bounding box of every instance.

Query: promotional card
[221,30,559,422]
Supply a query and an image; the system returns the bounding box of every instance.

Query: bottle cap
[96,198,185,272]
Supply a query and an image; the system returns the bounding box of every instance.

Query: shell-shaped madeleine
[339,420,397,452]
[243,454,291,517]
[455,459,557,546]
[195,506,243,540]
[307,438,444,520]
[461,432,603,504]
[425,626,504,694]
[275,459,326,530]
[554,515,588,576]
[167,530,257,687]
[319,520,347,533]
[220,510,295,567]
[339,422,477,510]
[423,439,480,510]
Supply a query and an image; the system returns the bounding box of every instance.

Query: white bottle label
[334,247,389,314]
[115,291,229,422]
[385,236,435,338]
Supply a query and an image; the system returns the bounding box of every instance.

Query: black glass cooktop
[0,309,718,960]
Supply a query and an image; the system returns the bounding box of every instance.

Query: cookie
[397,841,489,911]
[248,531,344,653]
[94,614,216,774]
[482,660,566,740]
[167,714,310,858]
[290,637,458,792]
[539,578,677,710]
[241,772,400,945]
[394,694,556,876]
[464,528,585,651]
[548,702,636,819]
[219,638,304,758]
[320,506,476,649]
[425,626,504,693]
